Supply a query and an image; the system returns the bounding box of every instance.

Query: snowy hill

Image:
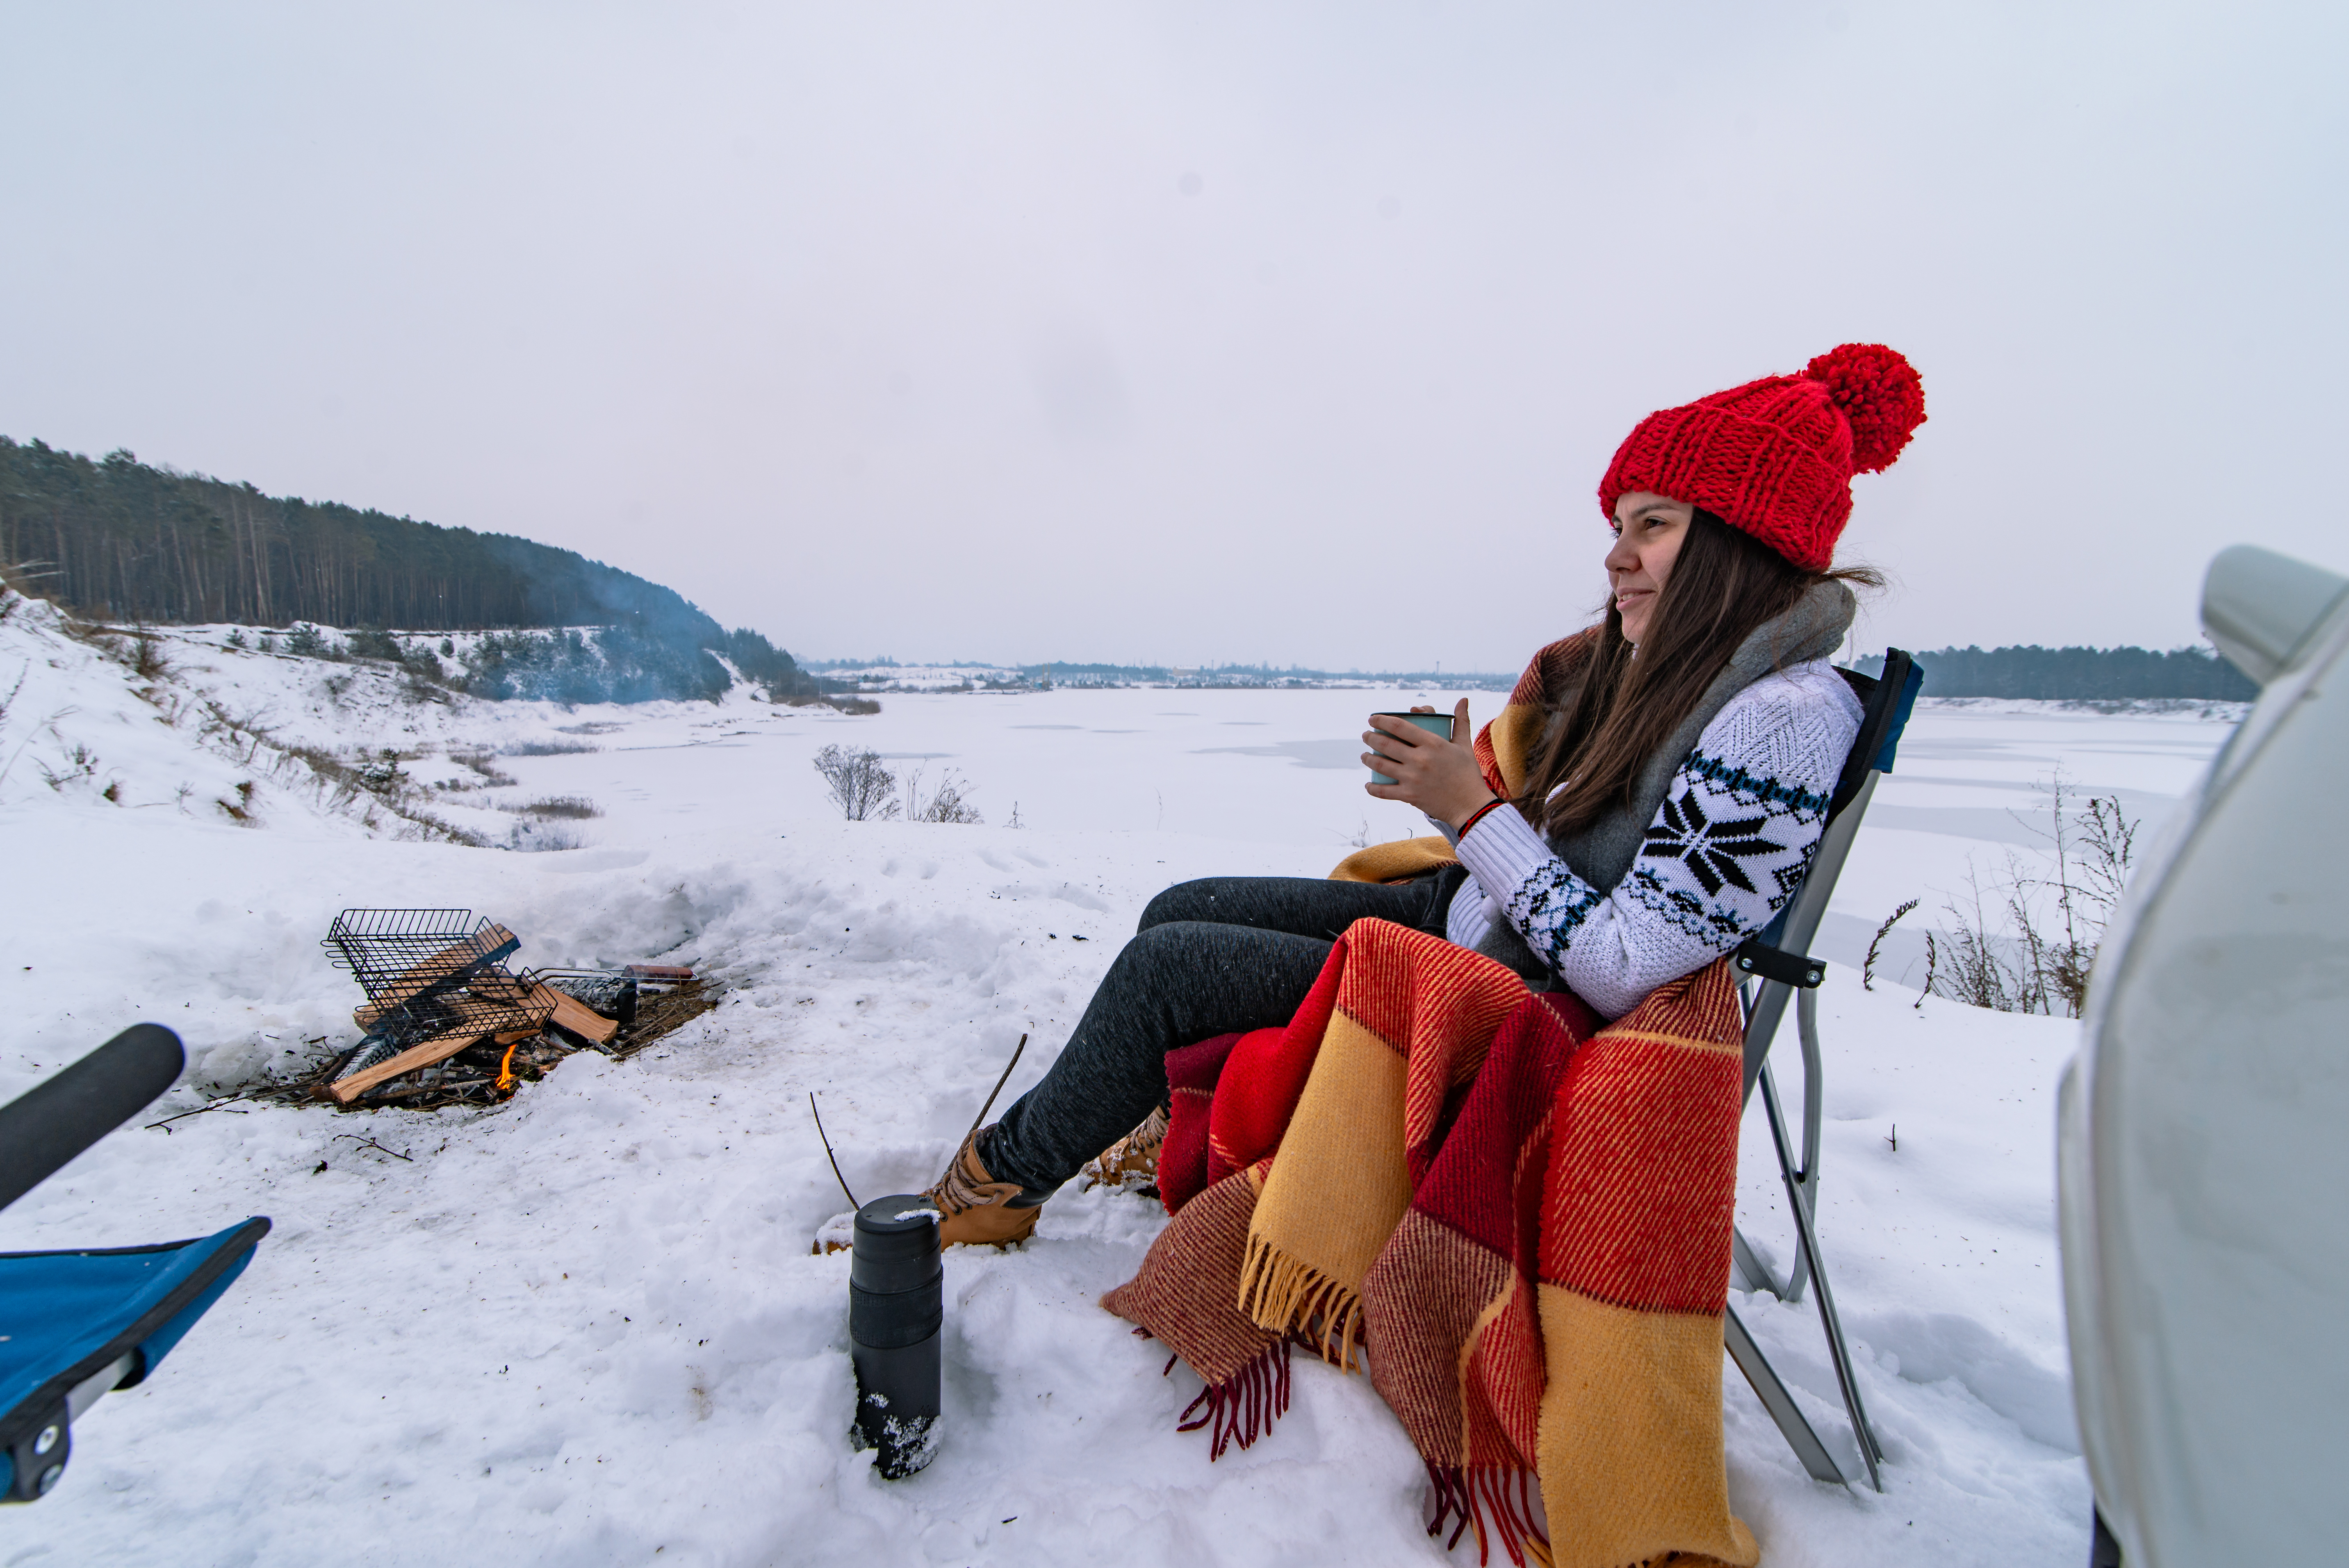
[0,590,2242,1565]
[0,592,784,859]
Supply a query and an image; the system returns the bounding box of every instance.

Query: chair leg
[1732,1226,1787,1298]
[1734,976,1801,1304]
[1782,987,1828,1302]
[1736,980,1821,1302]
[1759,1062,1884,1491]
[1723,1305,1846,1487]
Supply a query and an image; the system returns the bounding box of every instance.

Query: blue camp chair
[0,1025,269,1501]
[1720,649,1923,1492]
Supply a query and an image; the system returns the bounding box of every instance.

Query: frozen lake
[517,683,2237,986]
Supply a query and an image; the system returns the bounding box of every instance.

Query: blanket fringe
[1424,1461,1551,1568]
[1235,1233,1363,1368]
[1169,1339,1292,1460]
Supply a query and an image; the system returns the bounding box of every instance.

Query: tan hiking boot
[1080,1104,1169,1192]
[924,1127,1042,1248]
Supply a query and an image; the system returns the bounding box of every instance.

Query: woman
[926,342,1923,1247]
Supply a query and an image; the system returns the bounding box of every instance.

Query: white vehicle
[2062,545,2349,1566]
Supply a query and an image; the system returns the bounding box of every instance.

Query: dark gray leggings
[979,873,1461,1198]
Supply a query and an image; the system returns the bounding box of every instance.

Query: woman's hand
[1363,699,1496,829]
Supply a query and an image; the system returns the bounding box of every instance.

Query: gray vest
[1474,581,1856,984]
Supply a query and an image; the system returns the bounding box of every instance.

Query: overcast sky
[4,2,2342,670]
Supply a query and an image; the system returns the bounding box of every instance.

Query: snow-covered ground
[0,597,2240,1565]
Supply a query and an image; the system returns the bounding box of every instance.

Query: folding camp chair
[1719,649,1923,1493]
[0,1024,270,1501]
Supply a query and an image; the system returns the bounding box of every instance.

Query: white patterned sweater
[1444,659,1862,1018]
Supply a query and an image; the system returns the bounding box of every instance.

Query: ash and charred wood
[329,1025,493,1103]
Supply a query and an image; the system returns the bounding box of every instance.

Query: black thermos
[848,1194,942,1478]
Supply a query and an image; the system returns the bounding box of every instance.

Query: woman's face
[1605,492,1693,645]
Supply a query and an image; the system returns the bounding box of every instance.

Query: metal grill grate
[323,909,551,1051]
[323,909,511,993]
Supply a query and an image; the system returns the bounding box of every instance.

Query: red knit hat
[1597,343,1925,572]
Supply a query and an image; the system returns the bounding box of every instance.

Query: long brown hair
[1522,510,1880,837]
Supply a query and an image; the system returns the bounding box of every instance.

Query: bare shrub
[2045,791,2139,1014]
[814,744,897,820]
[899,765,983,824]
[780,690,883,718]
[503,738,600,757]
[276,746,467,843]
[86,628,172,681]
[395,807,491,848]
[198,699,273,764]
[39,743,100,791]
[279,743,364,805]
[1918,769,2140,1017]
[1864,900,1918,991]
[923,782,982,824]
[504,795,601,819]
[280,741,355,798]
[447,750,517,788]
[1930,859,2034,1012]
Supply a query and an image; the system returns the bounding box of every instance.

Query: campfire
[302,909,713,1108]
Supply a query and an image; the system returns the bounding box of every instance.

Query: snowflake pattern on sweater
[1447,659,1861,1018]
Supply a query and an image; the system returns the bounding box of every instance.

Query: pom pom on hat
[1804,343,1926,474]
[1597,343,1926,572]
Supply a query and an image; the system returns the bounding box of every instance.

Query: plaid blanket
[1102,915,1757,1568]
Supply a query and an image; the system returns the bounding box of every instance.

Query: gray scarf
[1474,580,1856,983]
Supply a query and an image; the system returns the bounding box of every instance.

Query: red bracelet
[1456,798,1509,841]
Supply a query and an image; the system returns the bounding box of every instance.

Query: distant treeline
[1849,644,2258,701]
[0,436,816,703]
[816,657,1521,690]
[1030,661,1520,691]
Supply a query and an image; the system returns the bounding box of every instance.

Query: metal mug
[1368,711,1456,785]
